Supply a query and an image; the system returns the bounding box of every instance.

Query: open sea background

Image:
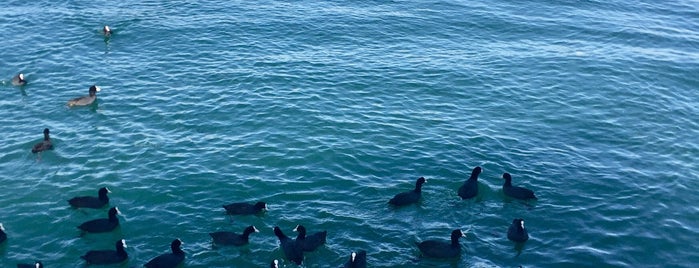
[1,0,698,267]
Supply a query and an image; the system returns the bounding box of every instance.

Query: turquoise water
[1,0,698,267]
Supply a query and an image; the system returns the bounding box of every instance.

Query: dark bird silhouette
[103,25,112,37]
[12,73,26,86]
[77,207,120,233]
[81,239,128,265]
[31,128,53,153]
[16,261,43,268]
[0,223,6,244]
[209,225,259,246]
[507,218,529,243]
[294,225,327,252]
[502,173,537,200]
[270,259,279,268]
[388,177,426,206]
[67,85,101,107]
[458,166,481,199]
[222,201,267,215]
[417,229,466,258]
[343,250,367,268]
[273,226,303,265]
[145,239,185,268]
[68,187,110,209]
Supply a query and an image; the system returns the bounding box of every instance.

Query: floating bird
[0,223,6,244]
[417,229,466,258]
[12,73,26,86]
[77,207,120,233]
[16,261,43,268]
[294,225,327,252]
[273,226,303,265]
[81,239,128,265]
[502,173,537,200]
[67,85,101,107]
[507,218,529,243]
[222,201,267,215]
[31,128,53,153]
[145,239,185,268]
[270,259,279,268]
[68,187,110,209]
[343,250,367,268]
[458,166,481,199]
[103,25,112,37]
[388,177,426,206]
[209,225,259,246]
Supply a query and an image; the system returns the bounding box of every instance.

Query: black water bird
[270,259,279,268]
[417,229,466,259]
[0,223,6,244]
[502,173,537,200]
[77,207,120,233]
[67,85,101,107]
[31,128,53,153]
[81,239,128,265]
[222,201,267,215]
[294,224,327,252]
[273,226,303,265]
[68,187,110,209]
[103,25,112,37]
[507,218,529,243]
[343,250,367,268]
[209,225,259,246]
[388,177,426,206]
[145,239,185,268]
[16,261,43,268]
[458,166,482,199]
[12,73,26,86]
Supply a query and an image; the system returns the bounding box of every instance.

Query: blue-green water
[1,0,698,267]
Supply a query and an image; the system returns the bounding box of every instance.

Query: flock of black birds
[3,25,538,267]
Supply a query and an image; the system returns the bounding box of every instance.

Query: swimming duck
[222,201,267,215]
[81,239,128,265]
[16,261,43,268]
[389,177,426,206]
[209,225,259,246]
[273,226,303,265]
[12,73,26,86]
[67,85,101,107]
[293,225,327,252]
[103,25,112,37]
[343,250,367,268]
[68,187,110,209]
[416,229,466,258]
[507,218,529,243]
[31,128,53,153]
[0,223,6,244]
[502,173,537,200]
[145,239,185,268]
[77,207,120,233]
[458,166,481,199]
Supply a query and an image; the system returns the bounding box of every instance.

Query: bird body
[67,85,100,107]
[78,207,120,233]
[507,218,529,243]
[209,225,259,246]
[502,173,537,200]
[343,250,367,268]
[145,239,185,268]
[458,167,482,199]
[16,261,43,268]
[294,225,327,252]
[417,229,465,258]
[389,177,426,206]
[0,223,7,244]
[68,187,110,209]
[222,201,267,215]
[31,128,53,153]
[12,73,26,86]
[273,226,303,265]
[81,239,128,265]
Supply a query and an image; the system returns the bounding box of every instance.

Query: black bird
[273,226,303,265]
[417,229,466,258]
[16,261,42,268]
[343,250,367,268]
[0,223,7,244]
[31,128,53,153]
[103,25,112,37]
[77,207,120,233]
[293,225,327,252]
[145,239,185,268]
[81,239,128,265]
[12,73,26,86]
[68,187,110,209]
[458,166,482,199]
[388,177,426,206]
[270,259,279,268]
[222,201,267,215]
[209,225,259,246]
[502,173,537,200]
[67,85,101,107]
[507,218,529,243]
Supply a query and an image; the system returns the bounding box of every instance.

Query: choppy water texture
[1,0,698,267]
